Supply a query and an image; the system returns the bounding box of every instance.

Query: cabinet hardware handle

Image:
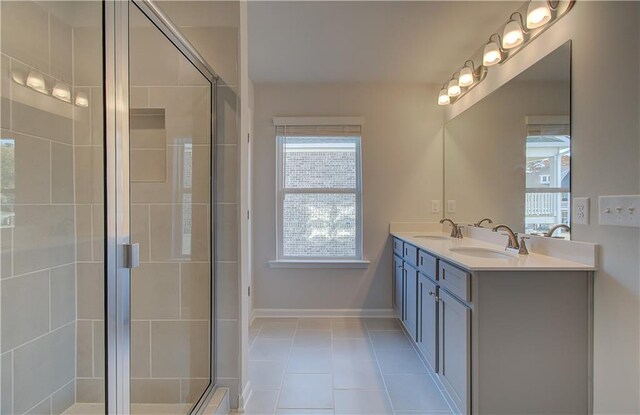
[428,291,434,296]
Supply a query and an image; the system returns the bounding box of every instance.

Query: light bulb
[458,66,474,87]
[26,69,47,94]
[502,19,525,49]
[52,82,71,102]
[75,91,89,108]
[438,88,450,105]
[448,79,461,97]
[526,1,552,29]
[483,41,502,66]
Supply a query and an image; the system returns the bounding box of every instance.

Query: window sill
[268,260,370,269]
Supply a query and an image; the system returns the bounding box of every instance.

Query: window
[275,121,363,262]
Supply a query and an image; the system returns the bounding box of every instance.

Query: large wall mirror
[444,41,571,239]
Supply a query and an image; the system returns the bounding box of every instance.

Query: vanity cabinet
[391,235,592,415]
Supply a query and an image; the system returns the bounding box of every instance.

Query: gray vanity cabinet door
[403,263,419,340]
[393,255,404,320]
[418,274,438,372]
[439,289,470,414]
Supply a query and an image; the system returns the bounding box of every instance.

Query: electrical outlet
[573,197,589,225]
[599,195,640,227]
[447,200,457,214]
[431,200,441,214]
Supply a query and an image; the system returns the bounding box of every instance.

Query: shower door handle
[123,243,140,269]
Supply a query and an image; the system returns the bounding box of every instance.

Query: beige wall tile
[12,101,73,145]
[1,352,12,414]
[13,204,74,275]
[50,264,75,329]
[131,204,150,263]
[73,27,102,87]
[131,149,167,182]
[1,225,13,279]
[7,130,51,204]
[131,143,210,204]
[90,87,103,145]
[0,1,49,73]
[75,204,93,261]
[216,86,237,144]
[130,27,179,86]
[51,380,74,415]
[150,204,210,262]
[73,86,91,145]
[76,378,104,403]
[131,87,149,108]
[131,379,181,404]
[181,378,210,403]
[76,263,103,319]
[76,320,93,377]
[93,320,104,378]
[178,55,210,86]
[25,397,50,415]
[131,127,165,149]
[216,320,239,379]
[181,262,211,319]
[1,271,49,352]
[131,262,180,319]
[182,27,238,86]
[92,204,104,261]
[13,324,75,414]
[49,14,72,84]
[1,55,10,129]
[75,146,103,204]
[216,144,237,203]
[148,86,211,145]
[215,262,237,320]
[51,143,74,203]
[131,321,150,378]
[151,321,209,378]
[216,203,238,261]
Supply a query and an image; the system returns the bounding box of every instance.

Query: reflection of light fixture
[448,77,461,97]
[11,69,25,85]
[26,69,47,94]
[75,91,89,108]
[526,1,552,29]
[438,85,450,106]
[483,35,504,66]
[503,13,527,49]
[52,82,71,103]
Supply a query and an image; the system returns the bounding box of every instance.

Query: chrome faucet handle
[455,225,464,239]
[518,235,530,255]
[500,232,516,249]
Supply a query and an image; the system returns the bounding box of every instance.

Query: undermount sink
[449,246,516,260]
[413,235,450,240]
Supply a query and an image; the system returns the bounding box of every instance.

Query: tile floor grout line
[366,319,397,415]
[273,318,297,414]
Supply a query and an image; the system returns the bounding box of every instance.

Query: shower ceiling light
[438,87,450,106]
[448,78,461,97]
[26,69,47,94]
[52,82,71,103]
[75,91,89,108]
[526,1,552,29]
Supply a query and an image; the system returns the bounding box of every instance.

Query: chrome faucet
[491,224,529,255]
[440,218,463,239]
[545,224,571,237]
[473,217,493,227]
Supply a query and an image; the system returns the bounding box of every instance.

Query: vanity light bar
[437,0,575,106]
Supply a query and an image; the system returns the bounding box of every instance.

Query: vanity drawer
[439,261,471,303]
[393,238,404,256]
[418,250,438,281]
[403,243,418,267]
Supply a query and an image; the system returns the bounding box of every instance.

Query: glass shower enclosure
[0,1,217,414]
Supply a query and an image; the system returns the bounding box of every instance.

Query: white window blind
[276,124,363,260]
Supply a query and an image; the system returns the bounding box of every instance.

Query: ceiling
[248,1,521,84]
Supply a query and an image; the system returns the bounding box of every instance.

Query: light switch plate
[431,200,441,214]
[447,200,456,214]
[573,197,589,225]
[598,195,640,227]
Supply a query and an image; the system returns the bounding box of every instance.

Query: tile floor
[247,318,452,415]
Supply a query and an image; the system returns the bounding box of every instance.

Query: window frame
[274,124,364,263]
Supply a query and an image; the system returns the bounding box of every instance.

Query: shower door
[105,1,216,414]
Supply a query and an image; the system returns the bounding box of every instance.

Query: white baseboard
[252,308,396,319]
[238,381,252,413]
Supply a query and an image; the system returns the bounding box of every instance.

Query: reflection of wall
[252,83,443,312]
[0,1,80,413]
[444,81,569,230]
[444,2,640,412]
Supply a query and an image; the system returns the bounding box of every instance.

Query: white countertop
[392,231,597,271]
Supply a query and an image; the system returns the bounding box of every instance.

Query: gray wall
[445,2,640,412]
[252,83,443,313]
